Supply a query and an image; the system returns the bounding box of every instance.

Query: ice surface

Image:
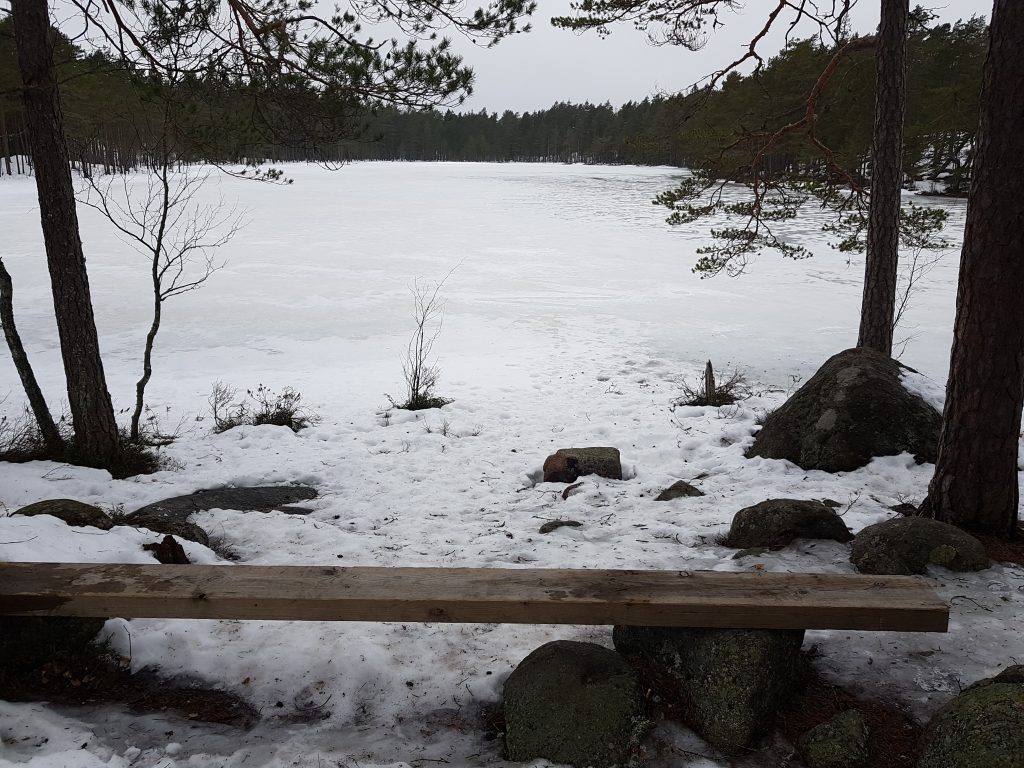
[2,163,1018,768]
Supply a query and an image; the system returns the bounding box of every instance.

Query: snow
[1,162,1021,768]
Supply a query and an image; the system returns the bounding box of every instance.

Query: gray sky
[454,0,990,113]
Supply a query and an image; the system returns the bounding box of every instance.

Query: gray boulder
[747,348,941,472]
[504,640,644,768]
[799,709,870,768]
[725,499,853,548]
[613,626,804,753]
[655,480,704,500]
[14,499,113,530]
[543,448,622,483]
[851,517,989,575]
[126,513,210,547]
[917,666,1024,768]
[130,485,317,521]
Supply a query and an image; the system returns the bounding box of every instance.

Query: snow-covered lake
[3,163,1019,768]
[0,162,966,416]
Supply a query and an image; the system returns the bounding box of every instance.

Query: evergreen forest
[0,11,987,194]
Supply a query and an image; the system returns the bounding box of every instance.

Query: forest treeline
[0,12,986,191]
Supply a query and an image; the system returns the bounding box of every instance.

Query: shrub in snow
[389,278,453,411]
[673,361,750,407]
[208,382,319,433]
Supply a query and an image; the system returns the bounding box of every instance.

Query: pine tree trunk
[0,110,12,176]
[857,0,908,356]
[0,258,63,453]
[11,0,121,468]
[922,0,1024,540]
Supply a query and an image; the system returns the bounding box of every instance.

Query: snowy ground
[1,163,1022,768]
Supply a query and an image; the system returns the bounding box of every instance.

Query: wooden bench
[0,563,948,632]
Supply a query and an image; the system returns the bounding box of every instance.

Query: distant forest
[0,12,985,191]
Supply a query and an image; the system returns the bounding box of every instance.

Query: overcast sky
[452,0,990,113]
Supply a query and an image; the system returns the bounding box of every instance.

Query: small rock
[850,517,989,575]
[14,499,113,530]
[504,640,644,768]
[613,626,804,753]
[127,514,210,547]
[539,520,583,534]
[799,709,870,768]
[655,480,705,500]
[143,535,190,564]
[542,448,622,483]
[917,665,1024,768]
[725,499,853,549]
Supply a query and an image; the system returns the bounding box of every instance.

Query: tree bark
[0,258,63,453]
[857,0,908,356]
[11,0,121,467]
[0,110,13,177]
[922,0,1024,540]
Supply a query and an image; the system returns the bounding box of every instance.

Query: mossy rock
[725,499,853,548]
[126,514,210,547]
[613,626,804,753]
[917,666,1024,768]
[799,709,870,768]
[655,480,704,500]
[504,640,645,768]
[851,517,989,575]
[747,348,940,472]
[14,499,113,530]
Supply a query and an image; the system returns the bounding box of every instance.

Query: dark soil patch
[977,526,1024,567]
[774,666,923,768]
[0,643,256,729]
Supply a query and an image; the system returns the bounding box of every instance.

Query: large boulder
[503,640,644,768]
[725,499,853,548]
[747,348,941,472]
[851,517,989,575]
[613,626,804,753]
[14,499,113,530]
[543,448,622,483]
[917,666,1024,768]
[799,709,870,768]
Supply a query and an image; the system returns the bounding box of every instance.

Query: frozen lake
[0,162,966,417]
[4,162,1006,768]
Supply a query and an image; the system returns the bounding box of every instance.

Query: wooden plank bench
[0,563,948,632]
